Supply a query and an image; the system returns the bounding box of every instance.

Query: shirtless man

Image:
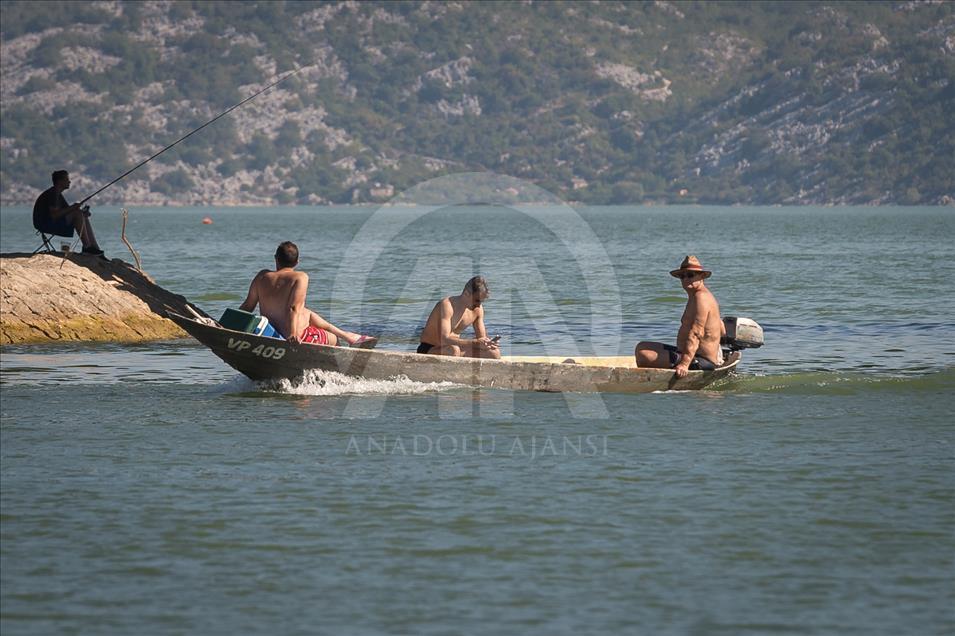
[635,255,725,377]
[239,241,376,347]
[417,276,501,359]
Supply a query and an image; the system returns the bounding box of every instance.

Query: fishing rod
[79,66,308,206]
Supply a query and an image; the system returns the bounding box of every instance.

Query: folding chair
[32,230,58,254]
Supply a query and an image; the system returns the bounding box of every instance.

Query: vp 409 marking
[227,337,286,359]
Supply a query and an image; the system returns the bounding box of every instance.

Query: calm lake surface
[2,205,953,635]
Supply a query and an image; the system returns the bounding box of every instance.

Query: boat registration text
[227,337,286,359]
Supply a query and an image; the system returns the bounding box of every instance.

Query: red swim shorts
[300,325,329,345]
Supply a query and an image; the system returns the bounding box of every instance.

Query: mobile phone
[491,335,501,343]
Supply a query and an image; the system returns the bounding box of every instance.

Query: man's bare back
[239,241,374,347]
[242,268,306,339]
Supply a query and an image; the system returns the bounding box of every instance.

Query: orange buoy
[202,216,213,225]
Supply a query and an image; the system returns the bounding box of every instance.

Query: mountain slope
[1,0,952,206]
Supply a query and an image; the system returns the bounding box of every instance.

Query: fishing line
[78,66,309,206]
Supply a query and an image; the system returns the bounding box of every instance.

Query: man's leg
[307,309,361,346]
[635,341,675,368]
[461,342,501,359]
[69,211,99,250]
[428,344,462,357]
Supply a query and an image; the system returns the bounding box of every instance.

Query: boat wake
[259,368,459,396]
[210,367,954,398]
[712,367,955,396]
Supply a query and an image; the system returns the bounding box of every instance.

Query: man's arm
[471,308,497,351]
[49,194,81,220]
[435,300,472,347]
[675,306,708,378]
[473,308,487,339]
[238,271,265,312]
[286,273,309,344]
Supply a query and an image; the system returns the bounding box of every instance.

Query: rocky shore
[0,253,204,345]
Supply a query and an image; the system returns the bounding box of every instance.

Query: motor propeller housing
[722,317,764,350]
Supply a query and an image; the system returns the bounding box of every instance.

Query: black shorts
[417,342,436,354]
[36,215,75,238]
[663,344,718,371]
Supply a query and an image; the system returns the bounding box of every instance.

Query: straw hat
[670,255,712,279]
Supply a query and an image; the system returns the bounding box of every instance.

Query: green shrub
[152,169,195,195]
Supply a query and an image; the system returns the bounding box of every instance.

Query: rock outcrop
[0,253,204,345]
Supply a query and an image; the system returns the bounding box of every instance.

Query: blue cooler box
[251,316,284,340]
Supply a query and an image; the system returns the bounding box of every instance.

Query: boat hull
[169,314,739,394]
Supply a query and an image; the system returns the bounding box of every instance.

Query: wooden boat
[169,313,741,394]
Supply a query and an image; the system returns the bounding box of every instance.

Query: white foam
[262,368,458,396]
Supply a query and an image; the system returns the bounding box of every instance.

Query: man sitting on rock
[33,170,106,258]
[239,241,377,347]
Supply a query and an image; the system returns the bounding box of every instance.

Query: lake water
[1,204,953,635]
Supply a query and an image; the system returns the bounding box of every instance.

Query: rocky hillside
[1,0,952,206]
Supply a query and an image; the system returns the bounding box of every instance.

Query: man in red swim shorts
[239,241,377,347]
[299,325,328,345]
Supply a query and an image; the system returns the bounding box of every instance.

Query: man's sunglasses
[679,272,702,280]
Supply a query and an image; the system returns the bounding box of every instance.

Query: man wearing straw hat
[635,255,725,377]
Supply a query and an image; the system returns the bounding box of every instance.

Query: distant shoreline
[2,201,952,210]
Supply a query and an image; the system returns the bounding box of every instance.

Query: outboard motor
[722,317,764,352]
